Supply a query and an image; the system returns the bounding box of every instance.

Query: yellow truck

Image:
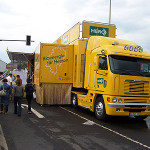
[34,21,150,120]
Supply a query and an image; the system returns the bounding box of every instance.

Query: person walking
[0,79,11,114]
[16,75,22,85]
[6,73,13,101]
[25,78,34,114]
[13,79,24,116]
[6,73,12,86]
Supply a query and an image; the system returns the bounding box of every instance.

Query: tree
[17,62,28,70]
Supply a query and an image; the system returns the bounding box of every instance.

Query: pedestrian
[6,73,12,86]
[13,79,24,116]
[0,79,11,114]
[25,78,34,114]
[27,71,30,79]
[16,75,22,85]
[6,73,13,102]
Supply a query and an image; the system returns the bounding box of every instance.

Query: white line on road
[0,125,8,150]
[83,120,95,125]
[60,106,150,149]
[22,104,45,119]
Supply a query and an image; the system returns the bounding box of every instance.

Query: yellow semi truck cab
[72,36,150,120]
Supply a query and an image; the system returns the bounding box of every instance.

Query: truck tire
[72,93,78,107]
[94,96,107,120]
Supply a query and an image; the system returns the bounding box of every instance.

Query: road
[0,99,150,150]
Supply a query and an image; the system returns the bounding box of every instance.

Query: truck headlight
[129,46,133,51]
[124,45,128,50]
[138,46,143,52]
[112,97,117,103]
[118,98,122,103]
[134,46,138,52]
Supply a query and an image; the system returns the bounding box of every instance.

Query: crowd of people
[0,73,34,116]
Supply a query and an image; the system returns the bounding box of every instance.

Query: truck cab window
[109,55,150,77]
[99,56,108,70]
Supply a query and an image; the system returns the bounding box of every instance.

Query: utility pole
[109,0,111,24]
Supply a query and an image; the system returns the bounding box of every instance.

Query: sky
[0,0,150,63]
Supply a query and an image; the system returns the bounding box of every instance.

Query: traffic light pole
[0,39,34,42]
[0,40,26,41]
[0,36,34,46]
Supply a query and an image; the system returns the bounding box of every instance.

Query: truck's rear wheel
[94,97,107,120]
[71,93,78,107]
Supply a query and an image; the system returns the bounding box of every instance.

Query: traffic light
[26,35,31,46]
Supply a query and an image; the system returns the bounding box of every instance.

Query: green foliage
[17,62,28,70]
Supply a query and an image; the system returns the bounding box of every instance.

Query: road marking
[21,106,25,109]
[83,120,95,125]
[22,104,45,119]
[0,125,8,150]
[60,106,150,149]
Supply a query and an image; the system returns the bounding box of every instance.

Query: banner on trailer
[12,71,27,85]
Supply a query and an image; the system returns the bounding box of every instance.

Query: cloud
[0,1,13,14]
[0,0,150,63]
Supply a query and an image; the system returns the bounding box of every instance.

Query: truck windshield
[109,55,150,77]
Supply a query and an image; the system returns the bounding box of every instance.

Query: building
[0,59,7,72]
[6,62,18,71]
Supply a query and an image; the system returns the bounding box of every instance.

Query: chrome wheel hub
[96,102,103,116]
[72,97,76,105]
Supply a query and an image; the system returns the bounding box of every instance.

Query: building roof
[0,59,7,64]
[7,50,34,62]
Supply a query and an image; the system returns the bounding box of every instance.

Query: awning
[7,50,34,62]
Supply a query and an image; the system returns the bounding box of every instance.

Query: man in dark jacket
[0,79,11,114]
[25,79,34,114]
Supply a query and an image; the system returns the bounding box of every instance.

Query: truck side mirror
[94,56,99,71]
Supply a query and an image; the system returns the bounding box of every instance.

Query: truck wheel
[72,93,78,107]
[94,97,107,120]
[135,116,148,120]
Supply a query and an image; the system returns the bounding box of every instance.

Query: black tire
[134,116,148,120]
[71,93,78,107]
[94,96,107,120]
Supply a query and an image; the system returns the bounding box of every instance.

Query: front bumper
[107,103,150,108]
[103,95,150,116]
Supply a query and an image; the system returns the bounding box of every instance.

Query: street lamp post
[109,0,111,24]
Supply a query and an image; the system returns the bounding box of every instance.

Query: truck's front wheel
[94,97,107,120]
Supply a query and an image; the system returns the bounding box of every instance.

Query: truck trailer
[34,21,150,120]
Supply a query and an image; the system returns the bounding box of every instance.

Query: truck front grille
[124,80,149,96]
[124,98,148,104]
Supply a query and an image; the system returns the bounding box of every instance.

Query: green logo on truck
[97,78,104,84]
[90,26,109,37]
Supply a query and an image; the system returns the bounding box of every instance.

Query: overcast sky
[0,0,150,63]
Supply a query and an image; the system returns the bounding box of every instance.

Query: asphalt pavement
[0,99,150,150]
